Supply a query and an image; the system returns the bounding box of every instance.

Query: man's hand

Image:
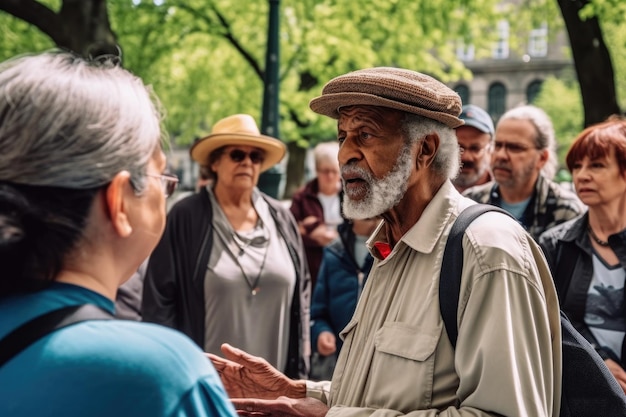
[605,359,626,393]
[207,343,306,400]
[232,396,328,417]
[317,332,336,356]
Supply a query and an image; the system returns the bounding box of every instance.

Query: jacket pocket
[375,322,439,361]
[366,322,441,410]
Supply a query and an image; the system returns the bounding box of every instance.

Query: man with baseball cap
[453,104,495,193]
[208,68,562,417]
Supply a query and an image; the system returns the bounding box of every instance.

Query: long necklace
[231,228,269,296]
[588,225,610,247]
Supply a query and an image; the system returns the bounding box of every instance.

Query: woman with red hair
[540,116,626,392]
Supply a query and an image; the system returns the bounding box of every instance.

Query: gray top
[203,187,296,371]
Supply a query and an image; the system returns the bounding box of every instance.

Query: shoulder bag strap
[0,304,113,368]
[439,204,514,349]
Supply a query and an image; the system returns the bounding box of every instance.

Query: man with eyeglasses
[453,104,495,193]
[464,105,584,240]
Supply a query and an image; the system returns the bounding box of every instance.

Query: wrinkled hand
[207,343,306,400]
[232,396,328,417]
[317,332,336,356]
[605,359,626,393]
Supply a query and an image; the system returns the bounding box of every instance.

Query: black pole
[258,0,283,198]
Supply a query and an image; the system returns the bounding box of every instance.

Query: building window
[492,20,509,59]
[456,41,475,62]
[528,23,548,57]
[526,80,543,104]
[488,82,507,121]
[454,84,470,105]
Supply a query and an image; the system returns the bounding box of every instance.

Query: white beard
[342,145,413,219]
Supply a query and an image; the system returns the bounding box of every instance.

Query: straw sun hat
[190,114,286,173]
[309,67,464,128]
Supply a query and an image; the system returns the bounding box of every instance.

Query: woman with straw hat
[143,114,311,379]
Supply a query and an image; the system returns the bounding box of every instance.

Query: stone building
[450,19,573,122]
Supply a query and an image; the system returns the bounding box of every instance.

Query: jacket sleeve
[311,255,333,351]
[142,208,181,329]
[290,189,324,249]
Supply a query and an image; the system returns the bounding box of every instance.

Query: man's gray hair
[499,105,557,180]
[0,51,164,192]
[402,113,460,180]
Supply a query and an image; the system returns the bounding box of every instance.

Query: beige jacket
[307,181,562,416]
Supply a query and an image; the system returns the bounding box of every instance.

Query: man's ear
[537,148,549,169]
[106,171,133,238]
[416,133,440,168]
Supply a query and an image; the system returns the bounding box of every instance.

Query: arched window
[454,84,470,105]
[488,82,507,121]
[526,80,543,104]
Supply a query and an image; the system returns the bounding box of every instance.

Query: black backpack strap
[439,204,514,349]
[0,304,113,367]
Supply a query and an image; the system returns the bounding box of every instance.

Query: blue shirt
[0,283,236,417]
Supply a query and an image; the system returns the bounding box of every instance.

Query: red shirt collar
[373,241,392,259]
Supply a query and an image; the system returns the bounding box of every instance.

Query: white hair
[401,113,460,180]
[314,141,340,167]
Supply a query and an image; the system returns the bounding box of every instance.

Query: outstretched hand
[207,343,306,400]
[232,396,328,417]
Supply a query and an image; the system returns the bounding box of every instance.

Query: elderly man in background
[208,67,562,417]
[464,105,584,240]
[453,104,495,193]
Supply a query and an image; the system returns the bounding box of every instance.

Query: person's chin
[492,169,511,181]
[343,197,372,220]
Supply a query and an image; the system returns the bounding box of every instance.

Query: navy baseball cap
[458,104,494,135]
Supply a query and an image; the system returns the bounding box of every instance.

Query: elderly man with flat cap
[208,68,562,417]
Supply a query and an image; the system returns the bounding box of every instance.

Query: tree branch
[207,1,264,80]
[0,0,61,42]
[173,1,264,81]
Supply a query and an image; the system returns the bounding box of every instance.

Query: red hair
[566,117,626,174]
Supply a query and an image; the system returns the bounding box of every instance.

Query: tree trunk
[557,0,620,127]
[284,141,307,199]
[0,0,117,58]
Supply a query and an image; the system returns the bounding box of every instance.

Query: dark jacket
[539,212,626,364]
[310,221,374,355]
[142,187,311,379]
[290,178,341,287]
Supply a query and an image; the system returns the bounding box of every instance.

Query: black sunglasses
[229,149,265,164]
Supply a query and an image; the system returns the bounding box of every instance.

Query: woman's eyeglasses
[229,149,265,165]
[146,173,179,198]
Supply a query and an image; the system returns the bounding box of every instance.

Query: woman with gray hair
[0,51,235,417]
[290,141,343,289]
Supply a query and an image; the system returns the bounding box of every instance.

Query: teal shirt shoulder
[0,283,236,417]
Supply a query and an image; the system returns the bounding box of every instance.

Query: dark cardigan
[142,187,311,378]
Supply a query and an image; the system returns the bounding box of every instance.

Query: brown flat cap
[309,67,464,128]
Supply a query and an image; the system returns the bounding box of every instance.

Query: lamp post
[258,0,283,199]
